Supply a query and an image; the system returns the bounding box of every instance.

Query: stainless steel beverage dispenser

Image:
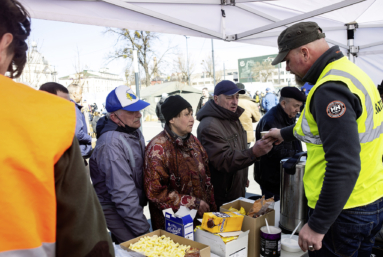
[279,152,308,234]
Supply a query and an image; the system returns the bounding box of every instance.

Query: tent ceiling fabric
[20,0,383,84]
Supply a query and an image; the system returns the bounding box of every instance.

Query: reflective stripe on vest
[293,56,383,209]
[294,108,322,144]
[0,75,75,255]
[0,243,55,257]
[294,69,383,144]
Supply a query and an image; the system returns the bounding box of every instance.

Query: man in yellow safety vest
[266,21,383,256]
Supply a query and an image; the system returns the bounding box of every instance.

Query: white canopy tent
[20,0,383,84]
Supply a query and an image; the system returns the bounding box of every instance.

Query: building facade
[59,68,124,94]
[14,42,57,89]
[59,68,125,107]
[191,69,238,91]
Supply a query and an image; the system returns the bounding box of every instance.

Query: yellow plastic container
[201,212,244,233]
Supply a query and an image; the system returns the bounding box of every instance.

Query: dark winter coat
[196,95,213,113]
[72,101,92,157]
[196,100,256,208]
[92,116,101,133]
[156,98,166,122]
[254,104,302,195]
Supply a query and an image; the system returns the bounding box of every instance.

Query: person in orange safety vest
[0,1,114,256]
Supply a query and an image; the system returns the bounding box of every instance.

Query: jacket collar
[196,99,244,122]
[97,116,139,139]
[71,99,83,110]
[215,101,244,121]
[276,104,296,126]
[164,124,191,147]
[303,45,344,85]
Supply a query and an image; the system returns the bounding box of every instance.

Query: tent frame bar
[226,0,365,41]
[359,41,383,50]
[102,0,222,38]
[359,50,383,56]
[119,0,271,4]
[236,3,279,22]
[235,4,348,49]
[234,24,383,40]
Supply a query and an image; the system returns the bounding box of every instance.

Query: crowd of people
[2,0,383,257]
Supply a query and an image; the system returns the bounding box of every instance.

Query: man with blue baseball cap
[197,80,275,208]
[90,85,150,243]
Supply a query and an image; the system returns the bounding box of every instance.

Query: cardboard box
[120,229,210,257]
[165,211,194,240]
[195,229,249,257]
[201,212,244,234]
[221,200,275,257]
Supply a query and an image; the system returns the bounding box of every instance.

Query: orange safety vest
[0,75,75,256]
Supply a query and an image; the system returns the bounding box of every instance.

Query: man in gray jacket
[90,85,150,243]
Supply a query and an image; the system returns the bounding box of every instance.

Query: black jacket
[197,100,256,208]
[155,98,166,122]
[254,104,302,194]
[196,95,213,113]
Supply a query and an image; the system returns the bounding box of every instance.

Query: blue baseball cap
[214,80,246,96]
[105,85,150,112]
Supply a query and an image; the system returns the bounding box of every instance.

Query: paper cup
[281,235,301,252]
[260,131,269,137]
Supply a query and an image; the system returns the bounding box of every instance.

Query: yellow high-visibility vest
[293,56,383,209]
[0,75,75,256]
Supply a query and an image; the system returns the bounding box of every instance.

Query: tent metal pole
[133,50,143,131]
[347,23,358,63]
[227,0,365,40]
[184,36,190,86]
[212,39,216,86]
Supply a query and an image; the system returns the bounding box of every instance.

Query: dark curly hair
[0,0,31,78]
[39,82,69,95]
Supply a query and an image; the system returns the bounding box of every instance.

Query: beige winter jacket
[238,95,261,143]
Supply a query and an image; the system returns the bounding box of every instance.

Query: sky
[29,18,279,80]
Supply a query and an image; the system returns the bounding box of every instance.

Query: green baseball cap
[271,21,325,65]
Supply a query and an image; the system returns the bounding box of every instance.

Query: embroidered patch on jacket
[327,100,346,118]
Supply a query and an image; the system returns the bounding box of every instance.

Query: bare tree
[201,55,213,79]
[71,46,86,88]
[251,58,275,83]
[173,54,195,83]
[213,69,223,84]
[124,68,136,87]
[105,29,177,87]
[201,54,222,84]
